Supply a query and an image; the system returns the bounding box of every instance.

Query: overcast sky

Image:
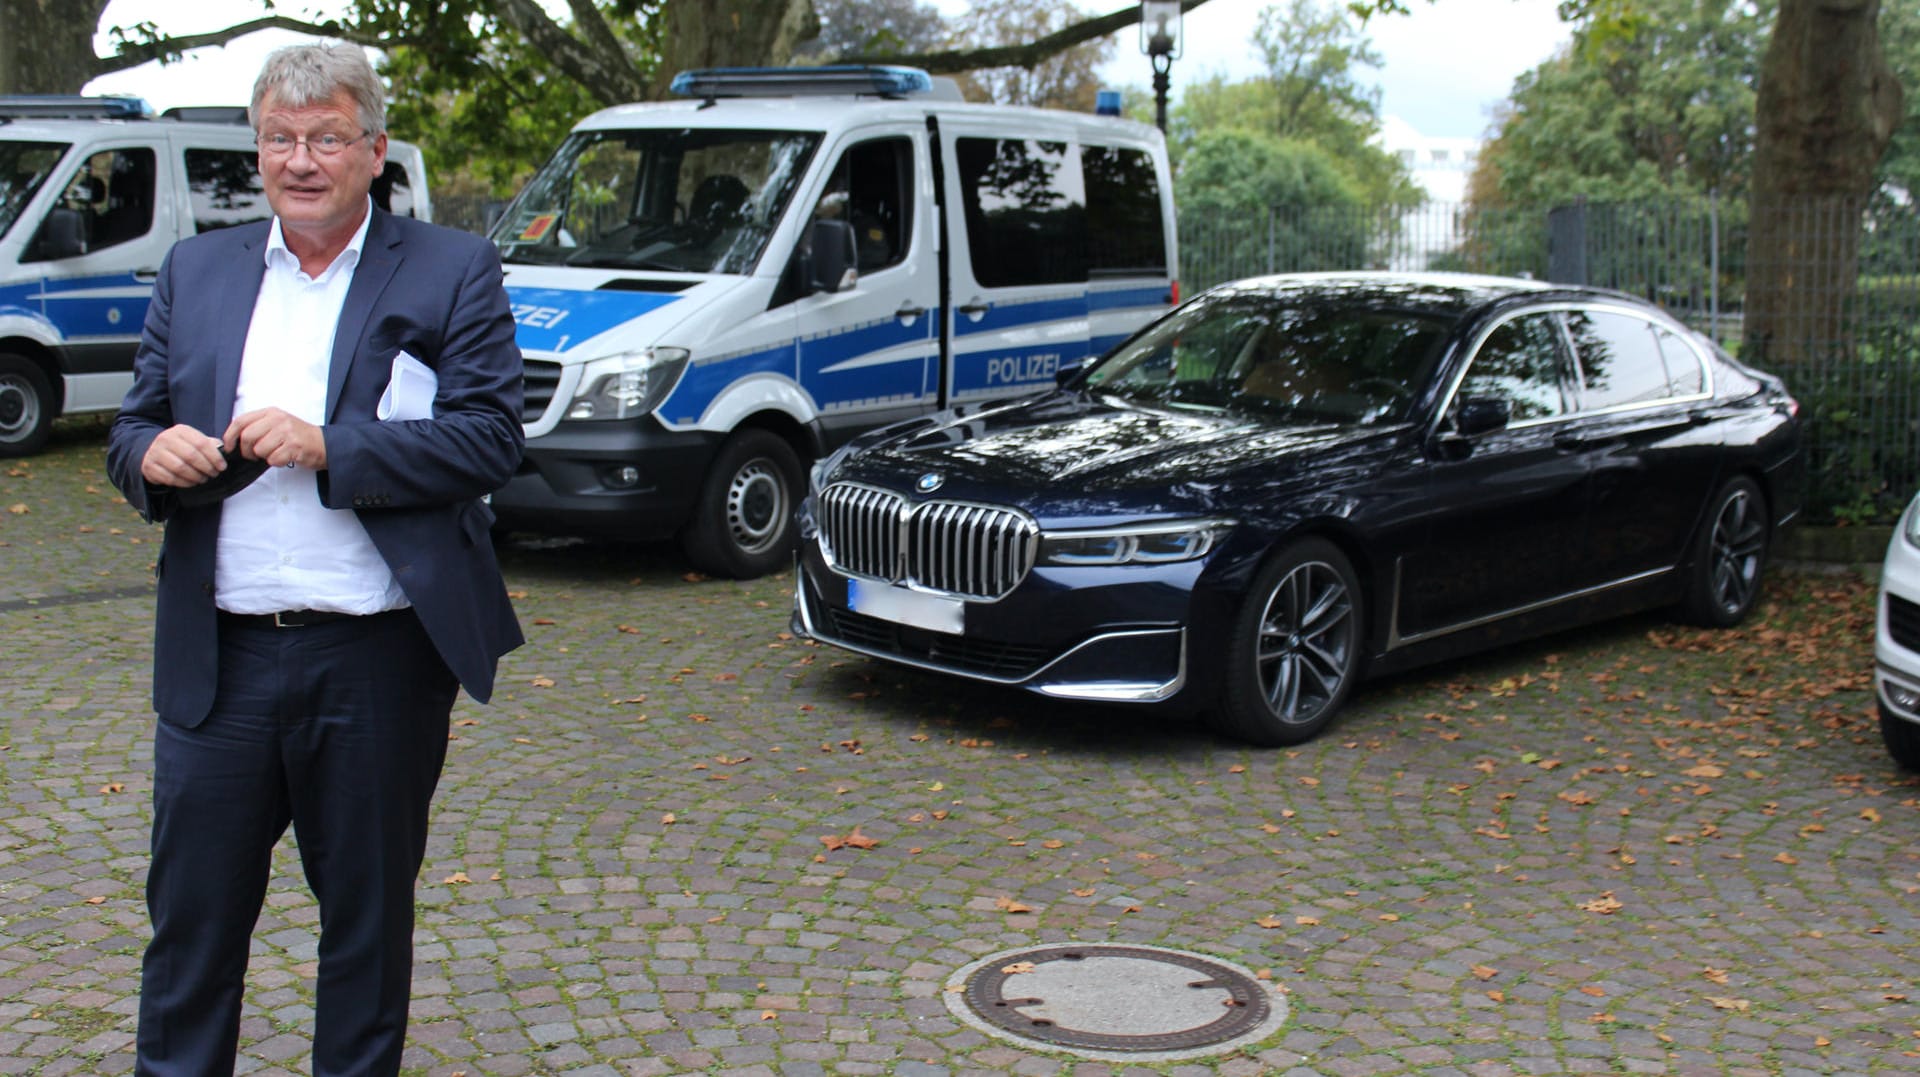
[85,0,1572,140]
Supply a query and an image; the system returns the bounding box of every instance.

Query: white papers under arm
[376,350,438,421]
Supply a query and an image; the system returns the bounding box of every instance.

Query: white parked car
[1876,494,1920,770]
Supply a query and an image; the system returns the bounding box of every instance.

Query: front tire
[0,352,55,458]
[678,428,803,579]
[1883,703,1920,772]
[1211,538,1363,747]
[1679,475,1768,627]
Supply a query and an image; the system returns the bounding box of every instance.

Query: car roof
[1201,271,1636,317]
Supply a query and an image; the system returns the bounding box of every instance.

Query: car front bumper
[1876,503,1920,728]
[489,421,719,540]
[790,544,1199,705]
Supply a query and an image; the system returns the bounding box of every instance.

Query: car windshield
[0,140,68,242]
[1083,291,1457,425]
[492,127,821,274]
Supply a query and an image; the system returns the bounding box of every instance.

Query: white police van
[488,66,1178,578]
[0,96,430,456]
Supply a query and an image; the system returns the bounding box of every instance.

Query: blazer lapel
[213,227,269,433]
[327,210,402,421]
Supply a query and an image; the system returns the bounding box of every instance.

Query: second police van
[489,66,1178,577]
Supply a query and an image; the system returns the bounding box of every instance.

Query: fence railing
[1181,198,1920,525]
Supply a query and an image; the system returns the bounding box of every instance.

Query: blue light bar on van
[669,66,934,100]
[0,95,155,120]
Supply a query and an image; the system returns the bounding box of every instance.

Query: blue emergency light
[0,95,155,121]
[669,66,935,100]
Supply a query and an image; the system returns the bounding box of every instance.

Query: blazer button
[202,582,214,595]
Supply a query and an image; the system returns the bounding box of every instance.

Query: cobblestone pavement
[3,420,1917,1077]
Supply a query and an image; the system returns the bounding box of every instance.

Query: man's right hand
[140,425,227,488]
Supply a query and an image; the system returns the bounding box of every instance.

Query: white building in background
[1370,115,1483,269]
[1376,115,1480,204]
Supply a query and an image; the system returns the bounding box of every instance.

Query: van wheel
[679,428,803,579]
[0,352,55,458]
[1209,538,1363,747]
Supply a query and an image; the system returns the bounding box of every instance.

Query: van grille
[818,482,1039,600]
[522,359,562,425]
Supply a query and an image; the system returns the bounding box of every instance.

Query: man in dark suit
[105,42,524,1077]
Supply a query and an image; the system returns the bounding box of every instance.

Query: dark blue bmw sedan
[792,272,1803,745]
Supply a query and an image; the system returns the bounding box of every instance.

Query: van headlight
[565,348,691,421]
[1039,519,1235,566]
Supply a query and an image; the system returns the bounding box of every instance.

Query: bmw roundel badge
[916,472,944,493]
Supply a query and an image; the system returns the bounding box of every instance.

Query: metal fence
[1182,198,1920,525]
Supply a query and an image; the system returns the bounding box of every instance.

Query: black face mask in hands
[174,448,271,508]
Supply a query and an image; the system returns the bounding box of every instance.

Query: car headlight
[565,348,691,421]
[1906,493,1920,548]
[1039,519,1235,566]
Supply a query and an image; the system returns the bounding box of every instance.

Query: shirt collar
[264,197,375,280]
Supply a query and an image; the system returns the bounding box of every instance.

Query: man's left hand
[226,408,328,471]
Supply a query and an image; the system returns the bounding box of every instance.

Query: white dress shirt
[215,202,409,615]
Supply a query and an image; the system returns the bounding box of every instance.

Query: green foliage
[365,1,657,199]
[1176,129,1374,288]
[1471,0,1770,209]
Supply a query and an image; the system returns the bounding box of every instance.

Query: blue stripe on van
[506,286,680,353]
[4,272,151,340]
[1088,284,1171,311]
[802,314,934,406]
[954,295,1086,338]
[662,340,797,425]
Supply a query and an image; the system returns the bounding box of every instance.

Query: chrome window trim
[1429,301,1717,441]
[1385,557,1673,651]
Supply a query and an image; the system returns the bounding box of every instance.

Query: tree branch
[497,0,649,104]
[839,0,1216,74]
[94,15,378,79]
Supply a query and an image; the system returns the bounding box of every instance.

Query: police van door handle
[133,268,158,283]
[958,298,991,321]
[895,302,925,324]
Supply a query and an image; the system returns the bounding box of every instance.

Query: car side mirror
[1453,395,1512,436]
[804,218,857,295]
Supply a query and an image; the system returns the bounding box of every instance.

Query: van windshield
[492,128,821,274]
[0,140,68,242]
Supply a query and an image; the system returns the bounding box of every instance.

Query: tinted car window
[1566,309,1673,410]
[955,137,1086,287]
[1654,327,1706,397]
[1087,292,1453,424]
[1083,145,1166,276]
[1455,312,1570,421]
[185,148,269,233]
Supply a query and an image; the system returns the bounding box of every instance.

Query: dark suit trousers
[136,610,457,1077]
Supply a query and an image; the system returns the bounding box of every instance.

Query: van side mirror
[1452,395,1512,436]
[26,207,88,261]
[805,218,857,294]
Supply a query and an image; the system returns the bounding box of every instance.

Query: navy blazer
[106,209,526,726]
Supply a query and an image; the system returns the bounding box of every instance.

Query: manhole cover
[944,944,1288,1062]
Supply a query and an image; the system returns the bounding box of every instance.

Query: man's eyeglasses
[255,131,371,157]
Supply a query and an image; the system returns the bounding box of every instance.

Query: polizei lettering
[986,352,1059,385]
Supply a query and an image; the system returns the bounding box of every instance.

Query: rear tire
[1679,475,1768,627]
[1883,703,1920,772]
[0,352,55,458]
[678,428,803,579]
[1210,537,1363,747]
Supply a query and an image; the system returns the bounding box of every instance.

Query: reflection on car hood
[839,391,1395,498]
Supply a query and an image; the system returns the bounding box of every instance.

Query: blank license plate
[848,579,964,634]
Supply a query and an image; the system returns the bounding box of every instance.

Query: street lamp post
[1140,1,1183,134]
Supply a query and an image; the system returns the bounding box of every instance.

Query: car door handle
[895,303,926,321]
[958,299,992,320]
[133,268,158,283]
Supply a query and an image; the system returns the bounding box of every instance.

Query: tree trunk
[0,0,114,94]
[649,0,820,99]
[1744,0,1904,368]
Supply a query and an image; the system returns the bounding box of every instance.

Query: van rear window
[956,138,1168,288]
